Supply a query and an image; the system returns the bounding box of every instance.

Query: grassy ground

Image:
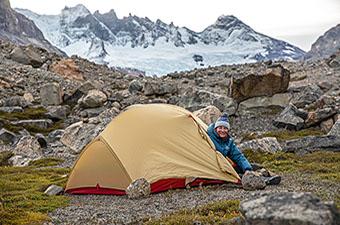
[1,149,339,225]
[145,150,340,224]
[0,157,70,225]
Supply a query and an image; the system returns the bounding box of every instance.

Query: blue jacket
[207,123,252,173]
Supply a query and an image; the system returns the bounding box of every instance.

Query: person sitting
[207,113,281,185]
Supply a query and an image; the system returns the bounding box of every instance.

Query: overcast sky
[10,0,340,51]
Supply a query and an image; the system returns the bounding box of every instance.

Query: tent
[65,104,240,195]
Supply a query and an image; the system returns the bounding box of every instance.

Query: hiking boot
[263,175,281,185]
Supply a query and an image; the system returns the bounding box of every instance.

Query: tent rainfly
[65,104,240,195]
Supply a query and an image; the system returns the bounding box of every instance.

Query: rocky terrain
[0,38,340,224]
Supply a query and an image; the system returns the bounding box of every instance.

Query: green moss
[0,166,70,225]
[241,128,325,142]
[244,150,340,182]
[29,158,64,168]
[0,107,47,121]
[0,151,14,166]
[144,199,239,225]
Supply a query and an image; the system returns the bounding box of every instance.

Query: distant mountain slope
[0,0,63,55]
[305,24,340,60]
[16,5,305,75]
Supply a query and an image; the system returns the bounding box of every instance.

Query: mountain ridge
[16,4,305,75]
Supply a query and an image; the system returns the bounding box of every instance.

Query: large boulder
[283,135,340,153]
[10,135,43,166]
[290,84,324,108]
[273,104,307,130]
[78,90,107,109]
[305,107,337,128]
[193,105,221,125]
[238,93,292,115]
[239,137,282,153]
[9,45,45,68]
[240,192,340,225]
[3,96,30,108]
[63,81,98,105]
[0,128,17,145]
[144,80,178,96]
[241,171,266,191]
[40,83,63,106]
[229,64,290,102]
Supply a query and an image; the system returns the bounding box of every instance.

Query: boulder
[144,80,178,96]
[229,64,290,102]
[305,107,337,127]
[40,83,63,106]
[3,96,30,108]
[60,121,102,153]
[9,45,45,68]
[193,105,222,125]
[283,135,340,153]
[291,84,323,108]
[241,171,266,191]
[63,81,98,105]
[49,58,84,80]
[240,192,340,225]
[44,185,64,196]
[239,137,282,153]
[328,118,340,136]
[212,96,238,116]
[321,118,335,133]
[46,105,70,120]
[238,93,292,115]
[128,79,143,94]
[78,90,107,108]
[0,106,23,113]
[273,104,307,130]
[126,178,151,199]
[0,128,17,145]
[10,136,43,166]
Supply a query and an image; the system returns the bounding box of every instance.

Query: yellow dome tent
[65,104,240,195]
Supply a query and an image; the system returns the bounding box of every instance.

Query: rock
[44,185,64,196]
[126,178,151,199]
[328,51,340,68]
[328,118,340,136]
[273,104,307,130]
[291,84,324,108]
[241,171,266,191]
[3,96,30,108]
[179,89,222,112]
[283,135,340,153]
[9,45,45,68]
[23,92,34,103]
[321,118,335,133]
[212,96,238,116]
[239,137,282,153]
[0,106,23,113]
[60,121,102,153]
[11,119,53,130]
[229,64,290,102]
[8,155,31,167]
[0,128,17,145]
[49,59,84,80]
[238,93,292,115]
[305,107,337,127]
[48,129,64,142]
[80,107,107,118]
[144,80,178,96]
[193,105,222,125]
[40,83,63,106]
[240,192,340,225]
[35,133,47,148]
[63,81,98,105]
[128,79,143,94]
[78,90,107,108]
[46,105,70,120]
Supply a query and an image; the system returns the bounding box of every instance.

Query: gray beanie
[214,113,230,130]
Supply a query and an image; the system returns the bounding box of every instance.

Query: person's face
[215,126,229,139]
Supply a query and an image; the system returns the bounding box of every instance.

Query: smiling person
[207,113,252,175]
[207,113,281,185]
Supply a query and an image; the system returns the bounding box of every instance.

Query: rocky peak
[305,24,340,60]
[0,0,11,10]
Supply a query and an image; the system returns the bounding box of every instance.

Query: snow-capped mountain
[16,5,305,75]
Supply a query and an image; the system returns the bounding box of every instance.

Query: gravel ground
[46,173,340,225]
